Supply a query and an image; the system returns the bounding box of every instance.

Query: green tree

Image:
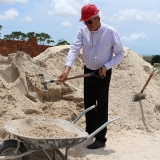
[11,31,20,40]
[55,39,70,46]
[151,55,160,65]
[3,31,54,45]
[4,34,14,40]
[27,32,36,39]
[20,32,27,41]
[36,32,54,45]
[4,31,27,41]
[4,34,11,40]
[47,39,55,45]
[12,31,27,40]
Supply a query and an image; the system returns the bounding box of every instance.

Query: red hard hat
[79,4,99,21]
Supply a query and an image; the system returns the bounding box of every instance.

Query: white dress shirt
[65,23,124,70]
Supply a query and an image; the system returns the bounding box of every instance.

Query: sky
[0,0,160,56]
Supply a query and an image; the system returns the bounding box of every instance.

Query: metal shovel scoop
[134,63,160,101]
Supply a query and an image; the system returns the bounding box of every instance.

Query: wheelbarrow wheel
[0,140,28,160]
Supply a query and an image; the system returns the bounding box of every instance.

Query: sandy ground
[25,130,160,160]
[68,130,160,160]
[0,45,160,159]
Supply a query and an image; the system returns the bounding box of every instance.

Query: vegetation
[4,31,55,45]
[0,24,70,46]
[150,55,160,65]
[144,55,160,65]
[55,39,70,46]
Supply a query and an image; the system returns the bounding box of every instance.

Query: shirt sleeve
[65,29,83,68]
[104,31,124,70]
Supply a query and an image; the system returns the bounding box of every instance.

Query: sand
[0,45,160,159]
[18,121,78,138]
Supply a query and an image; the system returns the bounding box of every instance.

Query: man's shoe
[87,140,105,149]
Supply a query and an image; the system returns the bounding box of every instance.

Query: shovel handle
[48,73,93,82]
[45,72,99,82]
[140,73,153,93]
[140,63,160,93]
[65,71,100,80]
[66,73,92,80]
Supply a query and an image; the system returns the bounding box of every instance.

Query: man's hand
[99,66,107,78]
[58,66,71,83]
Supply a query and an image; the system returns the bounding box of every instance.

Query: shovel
[134,63,160,101]
[39,71,100,90]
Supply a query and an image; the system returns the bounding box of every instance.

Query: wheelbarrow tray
[4,118,88,150]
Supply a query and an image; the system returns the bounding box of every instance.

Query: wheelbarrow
[0,105,120,160]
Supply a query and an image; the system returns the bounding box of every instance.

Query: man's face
[84,16,100,31]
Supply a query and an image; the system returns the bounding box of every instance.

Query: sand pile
[0,45,160,159]
[18,121,78,138]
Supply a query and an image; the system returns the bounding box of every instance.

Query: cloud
[61,21,72,27]
[0,0,28,5]
[109,9,144,21]
[109,9,160,23]
[0,8,18,20]
[48,0,89,16]
[155,14,160,24]
[20,16,33,22]
[121,33,148,43]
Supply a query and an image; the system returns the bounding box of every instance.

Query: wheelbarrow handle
[72,105,96,124]
[71,117,120,148]
[87,117,120,140]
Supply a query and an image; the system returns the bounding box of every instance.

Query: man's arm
[58,66,71,83]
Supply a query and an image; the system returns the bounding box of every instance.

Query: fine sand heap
[18,121,78,138]
[0,45,160,159]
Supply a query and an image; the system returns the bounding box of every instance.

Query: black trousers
[84,66,112,143]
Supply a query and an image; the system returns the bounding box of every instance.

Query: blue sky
[0,0,160,56]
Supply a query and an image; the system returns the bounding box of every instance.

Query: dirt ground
[23,129,160,160]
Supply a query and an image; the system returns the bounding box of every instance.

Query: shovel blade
[39,74,49,91]
[134,93,146,101]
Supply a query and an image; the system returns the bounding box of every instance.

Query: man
[58,4,124,149]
